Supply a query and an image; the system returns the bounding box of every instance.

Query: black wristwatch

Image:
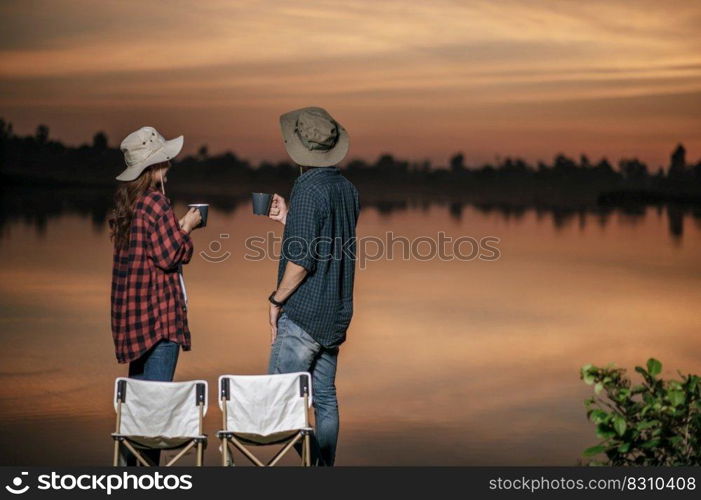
[268,290,285,307]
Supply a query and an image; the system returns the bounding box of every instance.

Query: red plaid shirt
[111,189,193,364]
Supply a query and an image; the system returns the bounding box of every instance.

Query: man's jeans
[121,339,180,466]
[268,313,339,466]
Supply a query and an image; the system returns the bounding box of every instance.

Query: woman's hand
[268,194,288,225]
[179,207,202,234]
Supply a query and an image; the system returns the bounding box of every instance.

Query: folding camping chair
[111,377,208,466]
[217,372,313,466]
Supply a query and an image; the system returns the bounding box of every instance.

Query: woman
[109,126,201,382]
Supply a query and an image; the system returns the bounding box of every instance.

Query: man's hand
[268,262,307,345]
[268,194,288,225]
[269,301,281,345]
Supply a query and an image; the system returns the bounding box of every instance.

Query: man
[267,107,359,466]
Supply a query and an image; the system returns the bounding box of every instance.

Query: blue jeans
[268,313,339,466]
[128,339,180,381]
[123,339,180,466]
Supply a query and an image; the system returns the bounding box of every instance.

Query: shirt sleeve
[282,188,323,273]
[354,185,361,220]
[148,208,194,270]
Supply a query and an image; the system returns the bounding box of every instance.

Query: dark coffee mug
[188,204,209,228]
[252,193,273,216]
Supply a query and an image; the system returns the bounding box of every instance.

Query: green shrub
[580,358,701,465]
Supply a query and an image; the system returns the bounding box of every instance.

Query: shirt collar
[295,166,340,186]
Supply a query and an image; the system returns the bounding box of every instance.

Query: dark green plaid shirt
[278,167,360,348]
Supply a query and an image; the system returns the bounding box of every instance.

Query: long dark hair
[109,163,166,249]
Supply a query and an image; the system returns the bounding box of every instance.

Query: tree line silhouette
[2,119,701,240]
[2,119,701,207]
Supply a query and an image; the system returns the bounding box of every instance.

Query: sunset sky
[1,0,700,167]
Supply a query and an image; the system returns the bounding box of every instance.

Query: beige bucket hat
[280,107,349,167]
[116,126,184,181]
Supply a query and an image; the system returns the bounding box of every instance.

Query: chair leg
[165,440,197,466]
[229,436,265,466]
[221,437,228,466]
[113,440,120,467]
[267,433,302,467]
[226,441,236,466]
[196,440,203,466]
[122,440,153,467]
[304,433,311,467]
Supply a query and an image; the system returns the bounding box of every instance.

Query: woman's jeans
[122,339,180,466]
[128,339,180,381]
[268,313,339,466]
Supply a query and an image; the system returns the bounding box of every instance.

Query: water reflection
[0,188,700,465]
[2,185,701,241]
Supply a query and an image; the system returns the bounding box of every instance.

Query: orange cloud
[1,0,700,166]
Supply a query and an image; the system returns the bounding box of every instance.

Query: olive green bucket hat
[279,107,349,167]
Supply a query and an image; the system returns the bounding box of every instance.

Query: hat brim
[116,135,184,181]
[280,109,349,167]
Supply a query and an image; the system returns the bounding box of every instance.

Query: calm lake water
[1,190,700,465]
